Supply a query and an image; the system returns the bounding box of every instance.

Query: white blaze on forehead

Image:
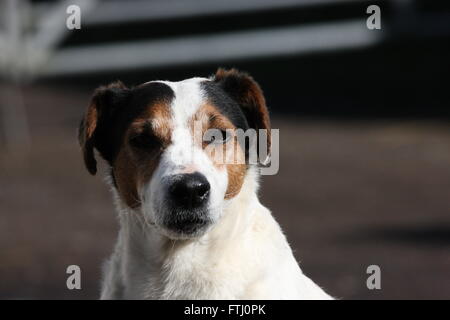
[160,77,208,126]
[157,78,209,169]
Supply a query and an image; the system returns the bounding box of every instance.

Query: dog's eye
[129,132,160,150]
[204,129,231,145]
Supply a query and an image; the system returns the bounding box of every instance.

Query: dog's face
[79,69,270,239]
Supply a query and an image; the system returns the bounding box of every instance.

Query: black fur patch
[94,82,174,166]
[201,81,249,132]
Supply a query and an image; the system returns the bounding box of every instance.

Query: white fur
[100,78,332,300]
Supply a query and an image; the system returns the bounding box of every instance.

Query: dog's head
[78,69,270,239]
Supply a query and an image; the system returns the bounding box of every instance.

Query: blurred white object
[0,0,96,153]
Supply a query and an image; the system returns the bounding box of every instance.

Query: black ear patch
[201,81,250,132]
[207,68,271,162]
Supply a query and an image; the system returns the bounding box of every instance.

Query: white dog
[78,68,332,299]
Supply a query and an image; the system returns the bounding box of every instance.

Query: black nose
[169,173,210,209]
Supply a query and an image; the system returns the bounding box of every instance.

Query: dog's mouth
[161,209,212,239]
[166,216,209,234]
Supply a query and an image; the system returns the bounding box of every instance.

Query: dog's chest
[143,244,250,299]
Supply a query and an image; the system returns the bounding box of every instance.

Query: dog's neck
[112,167,261,298]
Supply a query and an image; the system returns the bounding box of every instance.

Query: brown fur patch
[225,157,247,200]
[190,103,247,200]
[113,148,141,208]
[130,102,173,143]
[113,102,172,208]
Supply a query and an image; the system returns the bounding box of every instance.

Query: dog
[78,68,332,299]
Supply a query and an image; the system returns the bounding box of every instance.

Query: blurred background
[0,0,449,299]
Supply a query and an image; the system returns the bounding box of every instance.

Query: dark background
[1,0,449,299]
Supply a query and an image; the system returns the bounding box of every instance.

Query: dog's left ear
[213,68,271,161]
[78,81,129,175]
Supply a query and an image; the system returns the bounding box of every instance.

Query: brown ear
[213,68,271,159]
[78,81,128,175]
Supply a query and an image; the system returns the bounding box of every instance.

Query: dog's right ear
[78,81,129,175]
[213,68,271,164]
